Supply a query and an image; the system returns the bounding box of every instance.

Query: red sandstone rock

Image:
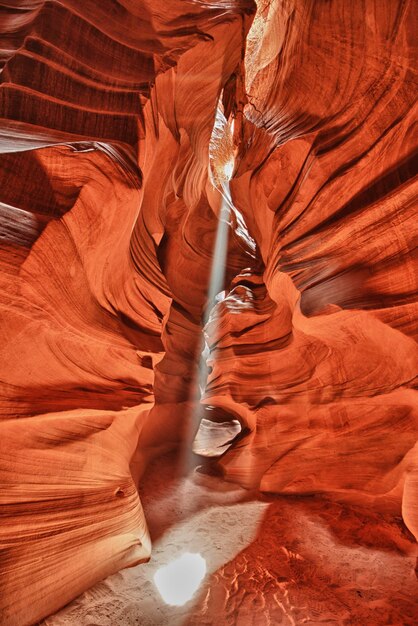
[207,0,418,530]
[0,0,417,624]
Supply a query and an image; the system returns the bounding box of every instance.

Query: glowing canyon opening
[0,1,417,625]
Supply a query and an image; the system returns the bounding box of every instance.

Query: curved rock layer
[0,0,417,624]
[206,0,418,522]
[0,1,255,623]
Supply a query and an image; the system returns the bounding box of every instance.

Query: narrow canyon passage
[0,1,417,625]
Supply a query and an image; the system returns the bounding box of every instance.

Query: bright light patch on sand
[153,553,207,606]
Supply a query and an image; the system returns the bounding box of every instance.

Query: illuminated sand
[43,453,418,626]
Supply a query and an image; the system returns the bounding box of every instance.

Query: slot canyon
[0,0,417,624]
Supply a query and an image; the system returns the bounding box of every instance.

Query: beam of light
[186,103,256,465]
[205,191,231,311]
[149,108,257,610]
[180,104,255,470]
[153,553,207,606]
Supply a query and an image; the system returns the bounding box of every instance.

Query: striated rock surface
[204,0,418,529]
[0,0,417,624]
[0,1,255,623]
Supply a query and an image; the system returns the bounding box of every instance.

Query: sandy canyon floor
[42,453,418,626]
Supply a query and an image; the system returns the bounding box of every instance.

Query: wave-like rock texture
[0,1,254,623]
[0,0,417,624]
[206,0,418,524]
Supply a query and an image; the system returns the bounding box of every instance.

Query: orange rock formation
[0,1,417,624]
